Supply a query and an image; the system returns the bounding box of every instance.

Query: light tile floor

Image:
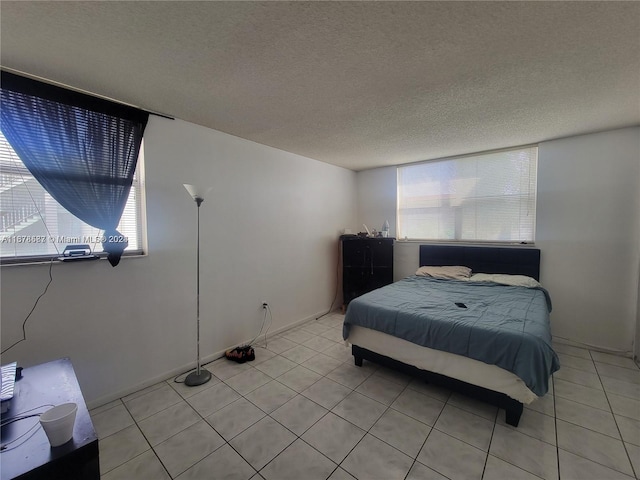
[93,313,640,479]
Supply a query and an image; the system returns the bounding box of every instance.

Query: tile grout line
[479,402,499,480]
[401,424,430,479]
[120,394,173,480]
[334,378,402,479]
[553,373,561,479]
[590,349,639,480]
[553,380,623,413]
[408,388,452,480]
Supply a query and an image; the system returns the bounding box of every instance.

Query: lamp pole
[184,186,211,386]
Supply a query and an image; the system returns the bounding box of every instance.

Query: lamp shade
[183,184,212,202]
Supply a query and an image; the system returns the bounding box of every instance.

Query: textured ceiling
[1,1,639,171]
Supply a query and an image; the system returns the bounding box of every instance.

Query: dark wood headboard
[419,245,541,280]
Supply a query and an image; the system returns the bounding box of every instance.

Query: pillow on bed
[415,265,472,280]
[469,273,541,288]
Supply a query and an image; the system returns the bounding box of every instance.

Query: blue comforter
[343,276,559,397]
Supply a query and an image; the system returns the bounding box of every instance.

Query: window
[1,71,148,265]
[0,130,145,261]
[397,146,538,243]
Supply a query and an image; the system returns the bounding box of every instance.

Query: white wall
[357,167,397,239]
[636,268,640,362]
[633,130,640,362]
[537,128,639,353]
[356,127,640,353]
[0,117,357,406]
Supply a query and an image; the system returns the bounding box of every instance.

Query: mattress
[346,325,538,404]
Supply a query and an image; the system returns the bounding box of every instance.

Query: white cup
[40,403,77,447]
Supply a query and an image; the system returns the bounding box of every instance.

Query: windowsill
[394,239,536,247]
[0,251,147,267]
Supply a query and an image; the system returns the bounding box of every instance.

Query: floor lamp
[183,184,212,386]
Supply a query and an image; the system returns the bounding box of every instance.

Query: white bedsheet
[347,325,538,404]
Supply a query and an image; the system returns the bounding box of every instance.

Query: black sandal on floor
[225,347,247,363]
[243,345,255,361]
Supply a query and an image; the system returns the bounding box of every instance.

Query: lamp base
[184,368,212,387]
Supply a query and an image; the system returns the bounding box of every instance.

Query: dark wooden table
[0,358,99,479]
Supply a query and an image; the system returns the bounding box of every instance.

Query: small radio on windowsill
[58,244,99,262]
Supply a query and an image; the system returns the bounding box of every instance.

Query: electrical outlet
[262,302,268,309]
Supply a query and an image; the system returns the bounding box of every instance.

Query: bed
[342,244,559,427]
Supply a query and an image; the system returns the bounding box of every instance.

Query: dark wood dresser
[341,235,394,309]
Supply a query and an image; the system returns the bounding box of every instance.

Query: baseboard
[86,308,339,410]
[552,336,633,358]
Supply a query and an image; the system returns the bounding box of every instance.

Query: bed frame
[351,244,542,427]
[419,244,540,281]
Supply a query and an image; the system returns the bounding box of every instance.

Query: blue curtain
[0,72,148,266]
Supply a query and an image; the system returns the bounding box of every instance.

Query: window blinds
[397,147,538,242]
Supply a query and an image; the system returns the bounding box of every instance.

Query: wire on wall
[316,240,341,320]
[247,304,273,349]
[1,259,55,355]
